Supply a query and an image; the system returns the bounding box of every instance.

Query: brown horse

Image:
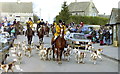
[44,25,50,37]
[51,26,66,64]
[51,25,56,36]
[37,25,44,44]
[25,24,34,45]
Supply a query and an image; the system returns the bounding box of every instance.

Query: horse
[37,25,44,44]
[44,25,50,37]
[25,24,34,45]
[51,25,56,36]
[51,26,66,64]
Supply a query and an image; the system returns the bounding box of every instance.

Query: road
[6,34,118,72]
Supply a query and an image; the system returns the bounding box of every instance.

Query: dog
[63,45,72,61]
[0,60,17,72]
[1,53,10,64]
[39,48,47,61]
[85,42,93,50]
[35,44,44,51]
[75,50,86,64]
[90,51,98,64]
[46,48,53,61]
[22,46,32,58]
[16,51,22,64]
[90,48,103,64]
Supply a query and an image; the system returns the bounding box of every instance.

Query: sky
[0,0,119,23]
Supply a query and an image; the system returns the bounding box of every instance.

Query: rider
[40,19,45,27]
[37,19,41,31]
[52,20,66,44]
[53,21,57,27]
[27,18,33,28]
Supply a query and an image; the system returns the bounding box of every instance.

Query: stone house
[109,8,120,46]
[68,1,99,16]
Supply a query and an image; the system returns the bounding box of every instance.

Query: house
[98,14,110,18]
[108,8,120,47]
[68,1,99,16]
[0,2,33,23]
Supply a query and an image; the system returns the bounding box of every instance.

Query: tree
[33,14,39,23]
[55,1,70,24]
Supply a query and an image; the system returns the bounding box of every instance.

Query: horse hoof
[58,61,62,64]
[53,58,55,61]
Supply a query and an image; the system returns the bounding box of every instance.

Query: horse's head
[60,26,64,38]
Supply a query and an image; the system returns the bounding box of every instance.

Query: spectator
[99,31,104,46]
[105,30,110,45]
[109,27,112,45]
[13,19,17,25]
[11,25,17,38]
[7,21,11,26]
[91,29,97,43]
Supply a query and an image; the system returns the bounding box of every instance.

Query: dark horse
[37,25,44,44]
[44,25,50,37]
[25,24,34,45]
[51,25,56,36]
[51,26,66,64]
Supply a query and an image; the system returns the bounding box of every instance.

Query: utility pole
[75,0,77,2]
[39,8,41,18]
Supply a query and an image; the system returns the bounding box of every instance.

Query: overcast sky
[0,0,119,23]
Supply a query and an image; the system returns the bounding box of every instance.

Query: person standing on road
[109,27,112,45]
[99,31,104,45]
[91,29,97,43]
[105,30,110,45]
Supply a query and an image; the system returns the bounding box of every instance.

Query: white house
[0,2,33,23]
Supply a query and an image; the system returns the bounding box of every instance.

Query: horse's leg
[27,36,30,45]
[57,48,59,61]
[42,37,44,43]
[30,36,32,45]
[59,48,63,64]
[39,37,41,44]
[60,48,63,61]
[52,45,55,60]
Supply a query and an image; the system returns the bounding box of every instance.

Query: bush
[69,16,109,25]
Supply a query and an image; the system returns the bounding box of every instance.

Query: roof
[68,2,90,12]
[0,2,33,13]
[109,8,120,24]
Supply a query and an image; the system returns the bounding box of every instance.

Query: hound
[46,48,53,61]
[0,60,17,72]
[90,48,103,64]
[90,51,98,64]
[63,45,72,61]
[35,44,44,51]
[1,53,10,64]
[74,50,86,64]
[16,51,22,64]
[22,46,32,58]
[39,48,47,61]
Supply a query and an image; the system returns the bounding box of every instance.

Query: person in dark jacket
[91,29,97,43]
[105,30,110,45]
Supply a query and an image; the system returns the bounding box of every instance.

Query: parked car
[65,33,91,49]
[0,32,14,63]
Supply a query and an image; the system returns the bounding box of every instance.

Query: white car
[65,33,91,49]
